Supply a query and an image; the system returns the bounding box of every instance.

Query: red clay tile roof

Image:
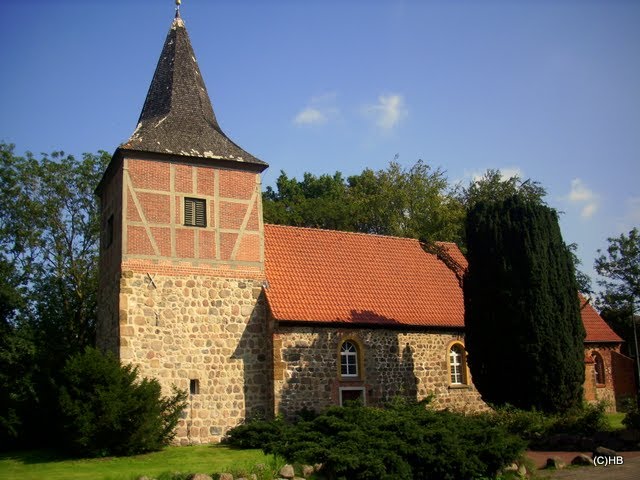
[264,224,465,327]
[263,225,623,344]
[579,295,623,343]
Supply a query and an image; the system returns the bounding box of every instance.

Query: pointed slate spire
[121,13,266,168]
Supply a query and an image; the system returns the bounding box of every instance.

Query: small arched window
[449,344,467,385]
[592,352,605,386]
[340,341,359,377]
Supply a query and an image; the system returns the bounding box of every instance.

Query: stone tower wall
[97,154,269,443]
[120,270,270,444]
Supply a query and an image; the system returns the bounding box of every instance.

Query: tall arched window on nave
[449,343,467,385]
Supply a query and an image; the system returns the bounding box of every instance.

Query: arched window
[340,341,359,377]
[449,344,467,385]
[592,352,605,386]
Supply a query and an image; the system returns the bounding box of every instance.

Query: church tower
[96,9,271,444]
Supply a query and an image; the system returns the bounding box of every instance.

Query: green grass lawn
[0,445,274,480]
[606,412,626,430]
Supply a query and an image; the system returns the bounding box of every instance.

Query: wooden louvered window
[184,197,206,227]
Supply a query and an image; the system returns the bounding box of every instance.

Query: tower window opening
[185,198,206,227]
[190,379,199,395]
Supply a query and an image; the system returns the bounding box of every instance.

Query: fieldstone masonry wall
[119,270,271,444]
[273,326,487,417]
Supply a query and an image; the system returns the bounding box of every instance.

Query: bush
[228,401,525,480]
[490,405,553,443]
[490,402,610,450]
[223,416,290,449]
[550,402,608,436]
[622,399,640,430]
[58,347,187,457]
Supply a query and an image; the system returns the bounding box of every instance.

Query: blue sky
[1,0,639,288]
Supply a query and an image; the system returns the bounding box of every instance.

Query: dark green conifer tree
[464,196,585,413]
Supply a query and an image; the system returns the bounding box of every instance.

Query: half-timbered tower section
[96,12,270,444]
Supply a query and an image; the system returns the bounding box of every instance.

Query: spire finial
[175,0,181,18]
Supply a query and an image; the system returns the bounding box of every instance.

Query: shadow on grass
[0,448,73,464]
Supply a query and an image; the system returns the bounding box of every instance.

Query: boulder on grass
[571,454,594,466]
[594,446,617,458]
[545,457,566,469]
[279,464,295,479]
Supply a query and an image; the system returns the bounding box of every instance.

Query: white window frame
[340,341,359,378]
[339,387,366,406]
[449,344,465,385]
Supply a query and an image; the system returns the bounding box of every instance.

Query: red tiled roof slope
[263,225,624,343]
[264,224,465,327]
[579,295,623,343]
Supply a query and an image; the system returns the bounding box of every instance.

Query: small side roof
[580,295,623,343]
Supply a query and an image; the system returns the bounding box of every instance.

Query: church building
[96,10,635,444]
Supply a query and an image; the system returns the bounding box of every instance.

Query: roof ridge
[264,223,426,243]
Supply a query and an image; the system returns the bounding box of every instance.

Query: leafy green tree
[264,171,352,230]
[59,347,187,457]
[595,227,640,359]
[568,243,593,296]
[0,143,109,447]
[263,160,464,244]
[458,169,547,210]
[464,196,585,413]
[0,143,109,361]
[0,257,35,448]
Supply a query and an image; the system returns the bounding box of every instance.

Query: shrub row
[489,402,609,446]
[225,399,526,480]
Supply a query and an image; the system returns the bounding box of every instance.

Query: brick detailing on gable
[122,157,264,267]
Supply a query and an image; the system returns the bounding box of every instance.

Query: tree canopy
[0,142,109,447]
[263,160,465,244]
[464,196,585,412]
[595,227,640,357]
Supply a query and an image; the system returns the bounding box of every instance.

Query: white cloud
[499,167,523,181]
[294,108,327,125]
[364,94,407,130]
[567,178,599,219]
[293,92,339,126]
[466,166,523,182]
[624,197,640,224]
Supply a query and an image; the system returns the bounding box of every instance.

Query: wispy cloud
[623,197,640,225]
[465,166,524,182]
[293,93,339,126]
[294,108,327,125]
[364,94,407,130]
[567,178,599,219]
